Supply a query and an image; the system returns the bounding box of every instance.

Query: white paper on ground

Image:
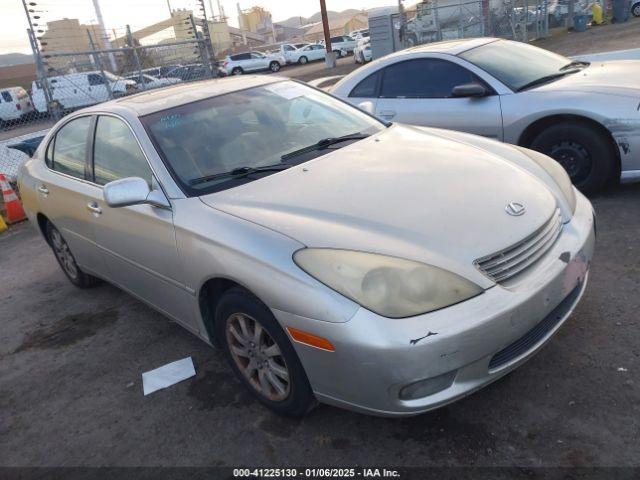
[142,357,196,396]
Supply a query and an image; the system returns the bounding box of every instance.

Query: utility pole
[167,0,173,15]
[319,0,334,68]
[88,29,114,98]
[91,0,117,71]
[237,3,248,45]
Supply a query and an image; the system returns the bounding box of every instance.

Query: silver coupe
[330,38,640,194]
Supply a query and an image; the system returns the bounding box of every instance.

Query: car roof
[82,75,283,116]
[402,37,500,56]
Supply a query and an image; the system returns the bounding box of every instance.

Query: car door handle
[86,202,102,215]
[378,110,396,119]
[38,185,49,196]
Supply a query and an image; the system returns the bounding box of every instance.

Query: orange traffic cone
[0,174,26,224]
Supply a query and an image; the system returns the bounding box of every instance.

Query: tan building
[303,13,368,42]
[239,6,273,34]
[39,18,110,71]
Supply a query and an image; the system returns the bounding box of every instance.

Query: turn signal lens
[287,327,335,352]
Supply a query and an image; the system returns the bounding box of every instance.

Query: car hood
[200,125,558,285]
[537,61,640,97]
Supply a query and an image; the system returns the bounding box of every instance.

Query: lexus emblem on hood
[505,202,526,216]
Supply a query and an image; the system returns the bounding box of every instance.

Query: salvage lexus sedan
[18,77,594,416]
[330,38,640,194]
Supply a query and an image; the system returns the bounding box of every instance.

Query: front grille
[488,281,582,370]
[475,209,563,283]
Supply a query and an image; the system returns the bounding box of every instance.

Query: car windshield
[142,80,385,196]
[459,40,580,91]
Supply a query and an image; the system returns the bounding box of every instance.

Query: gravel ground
[1,185,639,471]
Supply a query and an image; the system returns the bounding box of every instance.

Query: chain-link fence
[0,0,221,181]
[399,0,554,49]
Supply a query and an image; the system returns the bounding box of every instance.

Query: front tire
[46,222,100,288]
[333,49,342,58]
[529,121,616,194]
[269,61,281,73]
[231,67,243,75]
[298,56,308,65]
[215,287,315,416]
[632,1,640,16]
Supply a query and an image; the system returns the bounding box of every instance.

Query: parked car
[31,71,136,114]
[351,28,370,40]
[223,52,286,75]
[164,64,211,82]
[123,73,182,90]
[354,38,372,64]
[19,76,594,417]
[288,44,342,65]
[277,44,310,63]
[0,87,34,126]
[321,36,357,56]
[141,65,183,79]
[331,37,640,194]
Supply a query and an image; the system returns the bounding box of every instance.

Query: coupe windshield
[142,81,384,195]
[459,40,580,91]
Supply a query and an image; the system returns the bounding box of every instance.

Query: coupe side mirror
[357,100,375,114]
[103,177,170,209]
[451,83,487,98]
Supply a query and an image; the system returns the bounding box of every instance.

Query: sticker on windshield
[264,82,306,100]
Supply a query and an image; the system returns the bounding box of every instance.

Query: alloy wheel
[50,229,78,280]
[225,312,291,402]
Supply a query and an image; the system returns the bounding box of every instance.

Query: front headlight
[294,249,483,318]
[516,146,577,214]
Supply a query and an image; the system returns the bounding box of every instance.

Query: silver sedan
[330,38,640,194]
[18,77,594,416]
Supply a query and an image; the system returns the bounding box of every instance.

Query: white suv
[223,52,286,75]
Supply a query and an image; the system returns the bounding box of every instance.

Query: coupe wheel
[231,67,243,75]
[46,222,100,288]
[529,121,616,194]
[269,61,281,73]
[215,287,315,416]
[298,56,308,65]
[632,1,640,16]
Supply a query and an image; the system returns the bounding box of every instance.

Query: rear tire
[298,56,308,65]
[529,121,616,195]
[269,61,281,73]
[215,287,315,417]
[632,1,640,16]
[46,222,100,289]
[334,49,342,58]
[231,67,243,75]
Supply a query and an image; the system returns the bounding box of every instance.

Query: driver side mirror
[451,83,487,98]
[357,100,375,114]
[103,177,170,209]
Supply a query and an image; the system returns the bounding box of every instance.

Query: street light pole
[319,0,335,68]
[91,0,117,71]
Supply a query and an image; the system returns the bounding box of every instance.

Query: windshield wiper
[188,164,293,186]
[559,60,590,71]
[517,69,581,92]
[281,132,370,161]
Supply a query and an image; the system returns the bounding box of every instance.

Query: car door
[250,52,269,71]
[36,115,106,275]
[374,58,504,139]
[87,73,109,103]
[88,114,195,327]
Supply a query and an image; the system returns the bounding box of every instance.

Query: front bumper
[274,192,595,416]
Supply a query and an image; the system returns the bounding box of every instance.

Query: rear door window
[349,71,381,98]
[1,91,12,102]
[49,116,92,179]
[88,74,106,86]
